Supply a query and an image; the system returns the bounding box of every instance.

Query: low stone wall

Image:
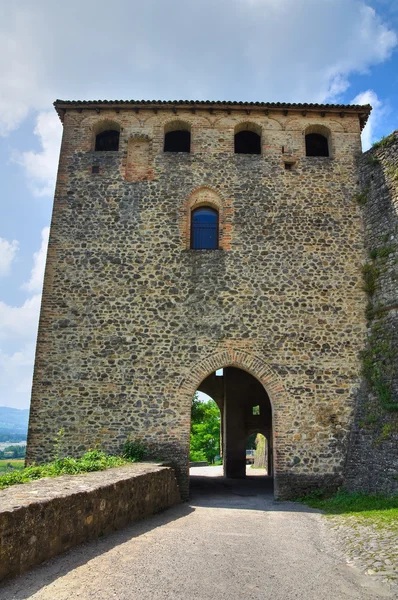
[0,463,180,582]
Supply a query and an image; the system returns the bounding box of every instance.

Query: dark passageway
[191,367,274,494]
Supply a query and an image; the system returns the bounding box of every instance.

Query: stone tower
[26,99,372,499]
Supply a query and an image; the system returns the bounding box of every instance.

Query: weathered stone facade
[345,131,398,494]
[27,100,372,499]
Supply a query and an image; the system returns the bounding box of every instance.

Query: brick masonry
[0,464,181,582]
[27,101,371,499]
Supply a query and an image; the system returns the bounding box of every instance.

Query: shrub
[362,262,379,296]
[123,439,146,462]
[372,133,395,150]
[0,450,127,490]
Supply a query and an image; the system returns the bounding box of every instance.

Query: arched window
[95,129,120,151]
[305,133,329,157]
[164,130,191,153]
[234,130,261,154]
[191,207,218,249]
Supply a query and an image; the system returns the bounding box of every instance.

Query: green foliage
[0,444,26,459]
[353,190,368,206]
[361,262,379,296]
[189,450,207,462]
[369,245,395,260]
[361,241,398,414]
[386,164,398,182]
[372,133,395,150]
[253,433,266,469]
[123,439,146,461]
[360,329,398,412]
[298,490,398,529]
[0,459,24,473]
[246,432,257,449]
[190,394,220,464]
[366,155,380,166]
[0,450,128,490]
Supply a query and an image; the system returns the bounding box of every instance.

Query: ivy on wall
[360,240,398,413]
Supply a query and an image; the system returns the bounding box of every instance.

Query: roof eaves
[53,99,372,130]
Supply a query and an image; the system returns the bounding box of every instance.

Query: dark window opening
[92,165,100,174]
[305,133,329,157]
[164,130,190,153]
[234,130,261,154]
[284,163,292,170]
[191,207,218,250]
[95,130,120,152]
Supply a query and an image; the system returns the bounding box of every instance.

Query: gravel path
[0,468,394,600]
[325,515,398,592]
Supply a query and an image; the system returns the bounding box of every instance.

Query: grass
[372,133,396,150]
[299,490,398,530]
[0,459,25,473]
[0,450,130,490]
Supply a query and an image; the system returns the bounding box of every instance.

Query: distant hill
[0,407,29,441]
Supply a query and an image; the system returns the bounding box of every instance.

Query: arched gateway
[178,348,286,498]
[27,99,371,502]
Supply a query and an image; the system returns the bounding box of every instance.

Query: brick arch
[180,186,233,250]
[304,123,332,157]
[178,348,286,412]
[177,347,288,496]
[234,120,262,136]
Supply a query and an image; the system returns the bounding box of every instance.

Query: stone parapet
[0,464,180,582]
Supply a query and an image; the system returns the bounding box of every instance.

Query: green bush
[0,450,128,490]
[362,262,379,296]
[353,191,368,206]
[123,439,146,461]
[190,450,207,462]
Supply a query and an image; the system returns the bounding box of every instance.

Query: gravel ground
[323,515,398,593]
[0,468,394,600]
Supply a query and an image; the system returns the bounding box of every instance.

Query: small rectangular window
[92,165,100,174]
[253,405,260,416]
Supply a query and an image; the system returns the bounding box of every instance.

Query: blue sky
[0,0,397,409]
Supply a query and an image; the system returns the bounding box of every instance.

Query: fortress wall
[27,105,366,499]
[345,131,398,494]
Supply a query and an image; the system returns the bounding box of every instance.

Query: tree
[190,394,220,464]
[253,434,267,469]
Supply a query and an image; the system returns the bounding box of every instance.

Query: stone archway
[178,348,287,498]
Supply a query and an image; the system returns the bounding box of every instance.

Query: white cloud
[0,7,51,135]
[352,89,385,150]
[0,227,50,408]
[0,343,36,409]
[0,1,397,139]
[0,238,19,276]
[22,227,50,293]
[0,295,41,341]
[17,112,62,197]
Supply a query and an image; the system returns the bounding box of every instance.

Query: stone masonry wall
[0,464,181,582]
[27,102,367,499]
[345,131,398,494]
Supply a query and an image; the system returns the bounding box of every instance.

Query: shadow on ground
[0,472,320,599]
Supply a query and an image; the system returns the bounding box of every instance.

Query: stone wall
[345,131,398,494]
[27,101,369,499]
[0,464,180,582]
